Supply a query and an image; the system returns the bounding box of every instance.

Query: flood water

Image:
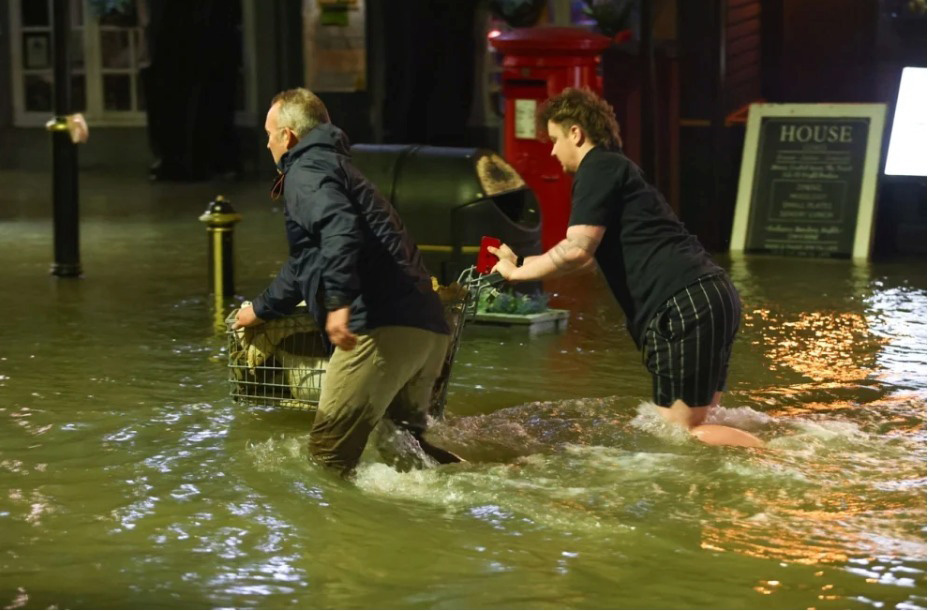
[1,173,926,609]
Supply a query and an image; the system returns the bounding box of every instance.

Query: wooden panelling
[728,31,761,55]
[727,20,759,41]
[726,48,761,74]
[725,0,761,112]
[728,2,761,24]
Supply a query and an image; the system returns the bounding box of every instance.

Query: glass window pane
[98,3,138,27]
[136,74,146,111]
[103,74,131,110]
[22,33,52,69]
[101,30,131,69]
[132,28,149,66]
[24,74,53,111]
[22,0,50,27]
[71,73,86,112]
[72,0,83,26]
[71,29,84,69]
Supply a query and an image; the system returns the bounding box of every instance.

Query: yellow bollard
[199,196,242,332]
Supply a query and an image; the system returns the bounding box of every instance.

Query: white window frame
[9,0,257,127]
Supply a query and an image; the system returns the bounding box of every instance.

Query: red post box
[491,27,611,249]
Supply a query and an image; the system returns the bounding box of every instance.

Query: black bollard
[199,195,242,298]
[47,0,81,277]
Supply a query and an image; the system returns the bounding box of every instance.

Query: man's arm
[232,256,306,329]
[490,224,605,282]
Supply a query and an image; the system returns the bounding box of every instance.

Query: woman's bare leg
[659,392,764,448]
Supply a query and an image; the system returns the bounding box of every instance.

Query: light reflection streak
[4,587,28,609]
[6,488,55,526]
[103,427,138,443]
[170,483,201,501]
[752,579,782,595]
[864,286,928,391]
[469,504,513,530]
[745,308,884,384]
[700,488,926,569]
[204,554,306,598]
[1,459,25,474]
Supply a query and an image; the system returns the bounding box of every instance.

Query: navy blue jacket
[251,123,449,339]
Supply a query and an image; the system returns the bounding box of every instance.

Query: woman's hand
[489,242,519,281]
[491,257,518,281]
[487,243,516,265]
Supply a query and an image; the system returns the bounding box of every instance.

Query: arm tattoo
[567,234,598,253]
[548,242,572,270]
[547,236,596,271]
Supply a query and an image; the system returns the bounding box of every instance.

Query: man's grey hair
[271,88,330,138]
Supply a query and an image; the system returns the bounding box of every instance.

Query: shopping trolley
[226,267,503,415]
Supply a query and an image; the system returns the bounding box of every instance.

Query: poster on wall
[304,0,366,92]
[730,103,886,260]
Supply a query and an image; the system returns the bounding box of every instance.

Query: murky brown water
[0,173,925,609]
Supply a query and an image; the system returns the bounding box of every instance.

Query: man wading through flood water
[491,88,763,448]
[233,88,464,475]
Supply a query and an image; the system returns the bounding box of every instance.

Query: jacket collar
[279,123,351,174]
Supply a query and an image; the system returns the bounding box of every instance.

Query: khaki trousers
[308,326,449,474]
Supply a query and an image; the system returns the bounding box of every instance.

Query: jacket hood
[279,123,351,173]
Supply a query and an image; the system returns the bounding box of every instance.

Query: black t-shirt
[569,147,722,348]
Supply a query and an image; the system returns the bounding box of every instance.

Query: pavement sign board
[730,103,886,260]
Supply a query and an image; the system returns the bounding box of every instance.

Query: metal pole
[48,0,81,277]
[199,196,242,298]
[200,196,241,333]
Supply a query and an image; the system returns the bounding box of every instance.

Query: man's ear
[285,129,299,149]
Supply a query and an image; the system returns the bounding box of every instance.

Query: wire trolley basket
[226,267,502,413]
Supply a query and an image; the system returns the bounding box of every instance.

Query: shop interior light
[884,67,928,177]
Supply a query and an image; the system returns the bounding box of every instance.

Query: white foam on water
[628,401,693,443]
[746,512,772,523]
[245,435,305,472]
[704,404,774,430]
[353,461,534,520]
[713,455,810,485]
[630,400,774,432]
[560,443,687,480]
[766,418,869,452]
[353,453,641,536]
[354,462,453,498]
[791,419,866,438]
[626,402,834,485]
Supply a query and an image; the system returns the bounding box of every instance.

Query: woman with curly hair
[491,87,763,448]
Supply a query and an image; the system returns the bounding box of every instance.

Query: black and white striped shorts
[641,273,741,407]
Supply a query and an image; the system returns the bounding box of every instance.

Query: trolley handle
[476,271,505,287]
[456,266,507,290]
